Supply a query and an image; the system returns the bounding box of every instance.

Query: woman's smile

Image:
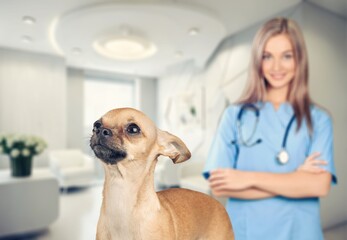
[269,72,287,80]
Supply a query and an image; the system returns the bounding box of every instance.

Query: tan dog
[90,108,234,240]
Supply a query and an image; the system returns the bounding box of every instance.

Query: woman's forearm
[209,169,332,199]
[211,187,276,199]
[248,171,331,198]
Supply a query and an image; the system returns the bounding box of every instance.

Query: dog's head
[90,108,191,166]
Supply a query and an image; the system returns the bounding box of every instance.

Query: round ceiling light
[175,51,184,58]
[188,27,200,36]
[71,47,82,55]
[21,35,33,43]
[93,36,157,61]
[22,16,36,25]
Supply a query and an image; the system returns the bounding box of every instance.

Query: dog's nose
[93,120,102,134]
[93,120,113,137]
[101,128,112,137]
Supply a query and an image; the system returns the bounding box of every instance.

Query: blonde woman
[203,18,337,240]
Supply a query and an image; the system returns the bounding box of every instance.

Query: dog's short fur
[90,108,234,240]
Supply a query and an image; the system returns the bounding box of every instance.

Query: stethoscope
[234,103,296,165]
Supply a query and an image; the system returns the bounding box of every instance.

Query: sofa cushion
[50,150,84,168]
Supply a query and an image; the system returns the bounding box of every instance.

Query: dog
[90,108,234,240]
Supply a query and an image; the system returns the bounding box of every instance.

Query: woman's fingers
[209,178,227,187]
[306,152,321,162]
[304,160,327,168]
[209,169,228,180]
[306,166,326,173]
[209,169,234,190]
[302,159,327,167]
[297,158,328,173]
[209,169,249,191]
[210,184,228,192]
[311,160,327,166]
[209,172,230,188]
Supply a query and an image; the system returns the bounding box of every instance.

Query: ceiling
[0,0,345,78]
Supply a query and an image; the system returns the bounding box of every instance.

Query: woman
[203,18,337,240]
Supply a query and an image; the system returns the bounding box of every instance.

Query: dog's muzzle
[90,120,127,164]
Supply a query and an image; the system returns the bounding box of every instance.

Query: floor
[1,185,347,240]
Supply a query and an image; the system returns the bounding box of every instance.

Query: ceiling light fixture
[22,16,36,25]
[188,27,200,36]
[175,51,184,58]
[93,36,157,61]
[72,48,82,55]
[21,35,33,44]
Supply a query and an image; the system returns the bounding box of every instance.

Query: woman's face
[261,34,296,91]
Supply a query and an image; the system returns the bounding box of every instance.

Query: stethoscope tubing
[281,115,296,148]
[234,103,296,165]
[236,103,262,147]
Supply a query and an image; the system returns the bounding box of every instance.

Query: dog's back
[157,188,234,240]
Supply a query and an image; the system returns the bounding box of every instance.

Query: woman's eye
[262,54,271,60]
[126,124,141,135]
[283,54,293,59]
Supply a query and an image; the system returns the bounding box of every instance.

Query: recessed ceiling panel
[52,2,227,76]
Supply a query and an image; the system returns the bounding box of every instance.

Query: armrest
[49,156,62,174]
[83,155,95,169]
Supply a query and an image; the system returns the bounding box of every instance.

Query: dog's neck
[99,155,161,238]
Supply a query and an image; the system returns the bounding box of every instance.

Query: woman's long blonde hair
[238,17,313,132]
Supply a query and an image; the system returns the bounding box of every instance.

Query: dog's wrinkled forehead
[101,108,157,137]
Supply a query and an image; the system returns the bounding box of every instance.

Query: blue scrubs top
[203,102,337,240]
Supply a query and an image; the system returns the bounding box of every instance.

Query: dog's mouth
[90,141,127,165]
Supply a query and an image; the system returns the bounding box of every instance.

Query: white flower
[6,138,14,148]
[10,149,20,158]
[35,145,44,154]
[1,134,47,158]
[22,148,30,157]
[24,137,35,147]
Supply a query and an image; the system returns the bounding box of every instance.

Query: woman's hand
[208,169,252,193]
[207,169,276,199]
[297,152,327,173]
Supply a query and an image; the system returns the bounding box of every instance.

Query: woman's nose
[272,58,281,71]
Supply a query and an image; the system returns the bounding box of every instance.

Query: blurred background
[0,0,346,239]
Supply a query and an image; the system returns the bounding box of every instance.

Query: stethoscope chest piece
[236,104,295,165]
[277,149,289,165]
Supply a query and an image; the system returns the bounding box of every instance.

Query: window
[84,75,135,135]
[83,74,135,178]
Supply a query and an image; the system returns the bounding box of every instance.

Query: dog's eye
[126,123,141,135]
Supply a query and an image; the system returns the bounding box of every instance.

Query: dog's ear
[157,130,191,164]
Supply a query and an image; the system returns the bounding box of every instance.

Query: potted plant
[0,134,47,177]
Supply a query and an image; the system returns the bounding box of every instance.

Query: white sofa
[179,159,210,194]
[48,149,95,189]
[155,155,210,194]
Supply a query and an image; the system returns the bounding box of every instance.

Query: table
[0,168,59,237]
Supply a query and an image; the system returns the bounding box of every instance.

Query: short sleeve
[203,106,238,179]
[308,108,337,184]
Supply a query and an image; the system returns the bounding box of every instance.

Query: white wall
[67,68,84,150]
[0,48,66,166]
[158,3,347,228]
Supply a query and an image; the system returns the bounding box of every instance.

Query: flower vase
[10,156,33,177]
